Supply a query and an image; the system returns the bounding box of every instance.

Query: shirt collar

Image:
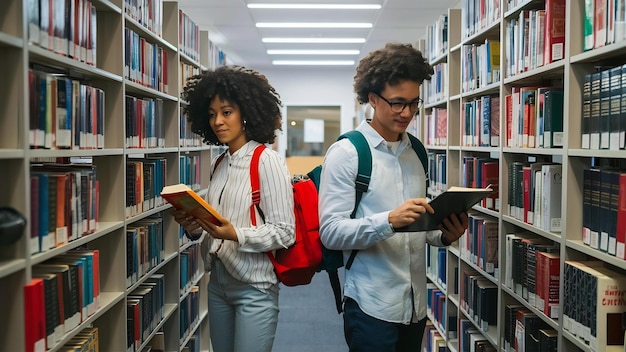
[227,140,263,161]
[356,120,410,150]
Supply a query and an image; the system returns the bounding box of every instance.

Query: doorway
[284,105,340,175]
[285,105,340,156]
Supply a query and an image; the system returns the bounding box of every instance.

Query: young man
[318,43,469,352]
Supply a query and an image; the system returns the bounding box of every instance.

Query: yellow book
[160,184,226,225]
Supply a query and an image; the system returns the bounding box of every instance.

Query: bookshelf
[421,1,626,352]
[0,0,223,351]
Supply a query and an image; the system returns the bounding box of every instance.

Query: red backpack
[250,145,322,286]
[213,145,323,286]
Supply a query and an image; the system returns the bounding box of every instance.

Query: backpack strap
[211,151,228,180]
[336,130,372,272]
[248,145,283,269]
[249,145,267,226]
[338,131,371,219]
[407,133,429,188]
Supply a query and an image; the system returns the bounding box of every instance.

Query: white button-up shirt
[319,121,445,323]
[200,141,295,291]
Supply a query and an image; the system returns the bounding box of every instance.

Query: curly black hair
[182,65,283,145]
[354,43,434,104]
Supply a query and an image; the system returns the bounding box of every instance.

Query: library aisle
[273,273,347,352]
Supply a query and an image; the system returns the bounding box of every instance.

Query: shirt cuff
[235,228,245,245]
[375,211,395,238]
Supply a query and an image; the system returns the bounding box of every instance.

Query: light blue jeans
[208,257,279,352]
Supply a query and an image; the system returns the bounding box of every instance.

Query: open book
[160,184,226,225]
[395,186,493,232]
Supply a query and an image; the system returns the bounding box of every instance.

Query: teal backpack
[309,130,429,313]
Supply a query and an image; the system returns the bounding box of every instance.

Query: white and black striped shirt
[201,141,295,290]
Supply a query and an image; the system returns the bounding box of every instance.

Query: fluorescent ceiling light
[262,37,366,43]
[272,60,355,65]
[248,4,381,9]
[256,22,372,28]
[267,49,360,55]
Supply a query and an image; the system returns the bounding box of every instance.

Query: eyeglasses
[374,93,423,114]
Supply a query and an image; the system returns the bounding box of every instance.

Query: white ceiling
[176,0,460,70]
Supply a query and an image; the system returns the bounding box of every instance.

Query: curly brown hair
[182,66,283,145]
[353,43,434,104]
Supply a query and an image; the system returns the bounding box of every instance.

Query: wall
[261,67,357,158]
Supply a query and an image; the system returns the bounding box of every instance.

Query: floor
[273,272,348,352]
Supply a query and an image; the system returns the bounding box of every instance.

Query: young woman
[173,65,295,352]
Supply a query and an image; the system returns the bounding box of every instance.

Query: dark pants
[343,297,427,352]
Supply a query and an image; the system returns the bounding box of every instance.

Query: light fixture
[262,37,366,44]
[256,22,372,28]
[272,60,355,65]
[267,49,360,55]
[248,4,381,10]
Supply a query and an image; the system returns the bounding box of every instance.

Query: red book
[127,299,141,349]
[536,251,560,318]
[615,173,626,259]
[24,279,46,352]
[505,93,513,147]
[544,0,566,63]
[594,0,607,48]
[481,161,499,210]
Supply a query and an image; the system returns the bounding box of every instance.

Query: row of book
[583,0,626,52]
[462,95,501,148]
[582,167,626,258]
[423,319,446,352]
[127,273,165,352]
[124,0,164,38]
[460,270,497,333]
[427,152,447,195]
[28,0,97,66]
[180,61,201,100]
[508,162,562,233]
[124,28,170,94]
[126,158,167,219]
[179,289,200,346]
[427,285,455,336]
[461,0,500,39]
[562,261,626,352]
[505,87,564,149]
[24,248,100,351]
[423,63,448,106]
[461,40,501,93]
[125,95,166,149]
[30,162,99,254]
[502,305,556,352]
[581,64,626,151]
[427,245,448,290]
[178,10,200,63]
[179,155,202,193]
[504,233,560,319]
[424,14,449,62]
[504,0,566,78]
[460,212,499,277]
[458,318,497,351]
[425,107,448,147]
[179,111,204,148]
[461,156,499,211]
[29,68,105,150]
[180,244,202,295]
[56,327,99,352]
[126,216,165,289]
